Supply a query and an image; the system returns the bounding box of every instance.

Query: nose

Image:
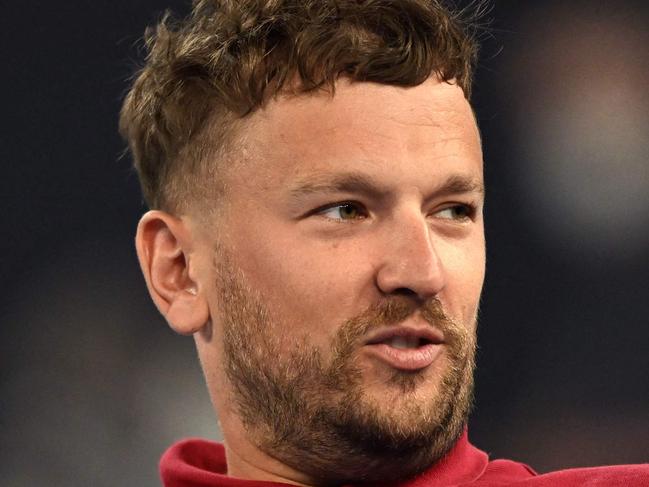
[375,213,446,300]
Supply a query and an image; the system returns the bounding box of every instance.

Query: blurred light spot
[509,5,649,256]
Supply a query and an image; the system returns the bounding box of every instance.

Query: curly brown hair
[120,0,480,212]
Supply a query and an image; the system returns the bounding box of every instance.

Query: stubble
[215,253,476,485]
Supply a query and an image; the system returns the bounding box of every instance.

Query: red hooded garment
[160,431,649,486]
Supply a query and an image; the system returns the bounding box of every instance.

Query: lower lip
[363,343,443,371]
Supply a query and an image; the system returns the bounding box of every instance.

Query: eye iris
[453,206,468,218]
[339,204,358,219]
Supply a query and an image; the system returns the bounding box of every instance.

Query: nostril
[394,287,417,296]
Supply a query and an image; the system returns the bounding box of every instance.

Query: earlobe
[135,210,210,335]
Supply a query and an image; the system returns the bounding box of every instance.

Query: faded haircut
[119,0,481,212]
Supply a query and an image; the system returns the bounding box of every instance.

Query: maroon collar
[160,430,489,487]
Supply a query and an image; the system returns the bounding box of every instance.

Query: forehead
[226,78,482,194]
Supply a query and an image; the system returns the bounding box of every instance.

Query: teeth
[388,336,420,349]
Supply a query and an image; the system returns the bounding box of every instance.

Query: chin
[361,352,450,395]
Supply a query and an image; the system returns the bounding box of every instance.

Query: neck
[224,443,317,486]
[221,420,316,486]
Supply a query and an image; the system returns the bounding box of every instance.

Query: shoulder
[470,461,649,486]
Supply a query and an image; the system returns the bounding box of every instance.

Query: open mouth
[379,335,436,349]
[363,327,444,371]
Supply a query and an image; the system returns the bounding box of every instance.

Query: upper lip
[363,324,445,346]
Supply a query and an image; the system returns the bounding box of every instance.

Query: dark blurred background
[1,1,648,485]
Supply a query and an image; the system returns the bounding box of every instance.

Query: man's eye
[317,202,367,221]
[435,205,474,221]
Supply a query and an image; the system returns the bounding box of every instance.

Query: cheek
[233,232,371,344]
[440,237,486,320]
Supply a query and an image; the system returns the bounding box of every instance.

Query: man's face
[192,78,485,484]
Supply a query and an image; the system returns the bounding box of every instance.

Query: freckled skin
[186,77,485,485]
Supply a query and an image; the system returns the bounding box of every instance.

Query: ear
[135,210,209,335]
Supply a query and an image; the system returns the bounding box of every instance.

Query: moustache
[329,297,468,365]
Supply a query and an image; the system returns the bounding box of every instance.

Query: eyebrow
[289,172,388,199]
[438,174,485,197]
[289,171,484,200]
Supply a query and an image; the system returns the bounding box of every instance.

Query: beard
[214,254,477,485]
